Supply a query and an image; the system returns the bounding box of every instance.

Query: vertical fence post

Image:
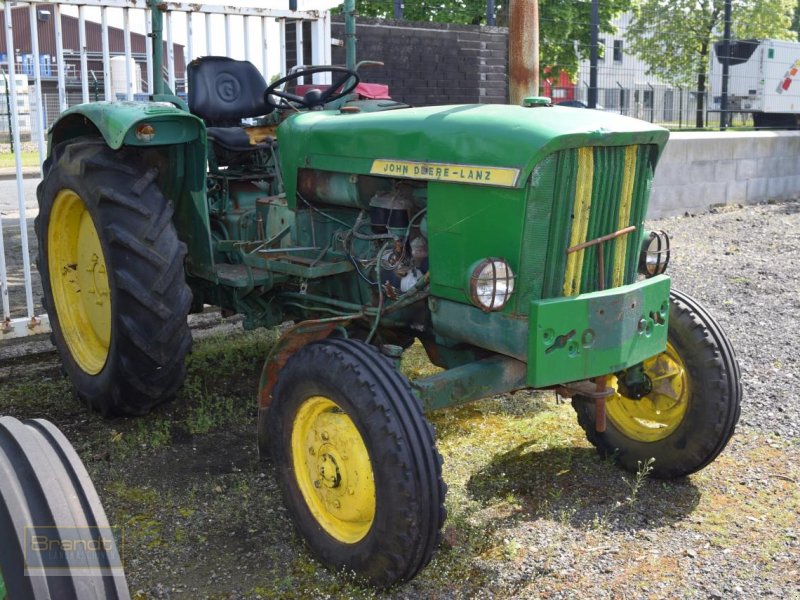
[0,74,9,320]
[261,17,270,80]
[166,10,176,92]
[101,7,112,101]
[28,3,46,169]
[124,8,133,100]
[186,12,193,66]
[588,0,599,109]
[486,0,494,26]
[244,16,251,63]
[146,9,154,93]
[311,13,330,84]
[3,72,12,154]
[394,0,403,20]
[79,5,89,103]
[205,12,213,56]
[295,21,304,83]
[54,3,67,111]
[279,18,287,76]
[720,0,732,130]
[2,6,34,320]
[225,14,232,57]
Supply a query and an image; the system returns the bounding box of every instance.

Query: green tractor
[35,0,740,587]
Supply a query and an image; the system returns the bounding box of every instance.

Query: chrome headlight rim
[638,230,671,278]
[468,257,516,312]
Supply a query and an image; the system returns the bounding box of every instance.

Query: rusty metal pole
[508,0,539,105]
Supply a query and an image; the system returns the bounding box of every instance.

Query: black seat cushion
[206,127,273,152]
[188,56,273,126]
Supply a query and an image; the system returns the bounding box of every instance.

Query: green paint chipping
[528,275,670,387]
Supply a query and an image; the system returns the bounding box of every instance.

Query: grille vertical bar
[562,147,594,296]
[611,145,639,287]
[541,144,654,299]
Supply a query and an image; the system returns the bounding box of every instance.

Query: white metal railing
[1,0,333,342]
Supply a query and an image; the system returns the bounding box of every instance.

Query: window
[613,40,623,62]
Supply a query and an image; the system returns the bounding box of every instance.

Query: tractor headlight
[638,230,671,277]
[468,258,516,311]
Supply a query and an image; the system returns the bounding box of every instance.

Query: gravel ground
[1,199,798,599]
[648,201,800,440]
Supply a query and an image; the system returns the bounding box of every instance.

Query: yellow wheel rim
[48,189,111,375]
[606,341,690,442]
[291,396,375,544]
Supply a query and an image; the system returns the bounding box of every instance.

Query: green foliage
[627,0,797,89]
[536,0,632,80]
[350,0,632,78]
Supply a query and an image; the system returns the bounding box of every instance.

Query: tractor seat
[187,56,274,152]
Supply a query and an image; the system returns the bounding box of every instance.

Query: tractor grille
[532,144,657,300]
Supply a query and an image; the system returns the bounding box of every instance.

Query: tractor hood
[277,103,669,204]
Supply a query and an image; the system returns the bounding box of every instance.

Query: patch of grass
[178,328,278,434]
[0,151,39,168]
[0,373,72,416]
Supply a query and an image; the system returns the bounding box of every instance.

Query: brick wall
[331,18,508,106]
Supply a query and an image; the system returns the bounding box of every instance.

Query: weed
[624,457,655,503]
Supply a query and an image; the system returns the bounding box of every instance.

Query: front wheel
[0,417,129,599]
[268,339,446,586]
[573,289,741,479]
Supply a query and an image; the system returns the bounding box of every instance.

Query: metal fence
[0,0,332,341]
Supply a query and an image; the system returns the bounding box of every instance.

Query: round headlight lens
[638,230,671,277]
[469,258,516,311]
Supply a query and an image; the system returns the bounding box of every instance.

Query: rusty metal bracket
[566,225,636,291]
[556,376,613,432]
[256,315,357,459]
[555,379,614,400]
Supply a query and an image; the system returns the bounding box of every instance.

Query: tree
[352,0,631,80]
[627,0,797,128]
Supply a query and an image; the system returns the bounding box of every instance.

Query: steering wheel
[264,66,360,109]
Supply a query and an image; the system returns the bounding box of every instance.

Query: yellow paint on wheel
[48,190,111,375]
[291,395,375,543]
[606,341,690,442]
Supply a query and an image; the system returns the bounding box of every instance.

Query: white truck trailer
[711,38,800,128]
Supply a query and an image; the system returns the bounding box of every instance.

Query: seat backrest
[187,56,273,125]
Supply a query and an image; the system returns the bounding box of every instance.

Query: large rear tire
[0,416,129,599]
[36,138,192,415]
[572,289,741,479]
[268,338,446,586]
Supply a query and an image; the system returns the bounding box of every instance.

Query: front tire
[268,339,446,586]
[573,289,741,479]
[36,138,192,415]
[0,417,130,599]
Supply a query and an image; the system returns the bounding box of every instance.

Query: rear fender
[47,102,215,280]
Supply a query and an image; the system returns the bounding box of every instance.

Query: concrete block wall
[331,18,508,106]
[650,131,800,218]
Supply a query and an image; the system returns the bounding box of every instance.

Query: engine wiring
[296,191,428,292]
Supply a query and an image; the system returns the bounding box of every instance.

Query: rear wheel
[0,416,129,599]
[573,289,741,478]
[268,338,446,586]
[36,138,192,415]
